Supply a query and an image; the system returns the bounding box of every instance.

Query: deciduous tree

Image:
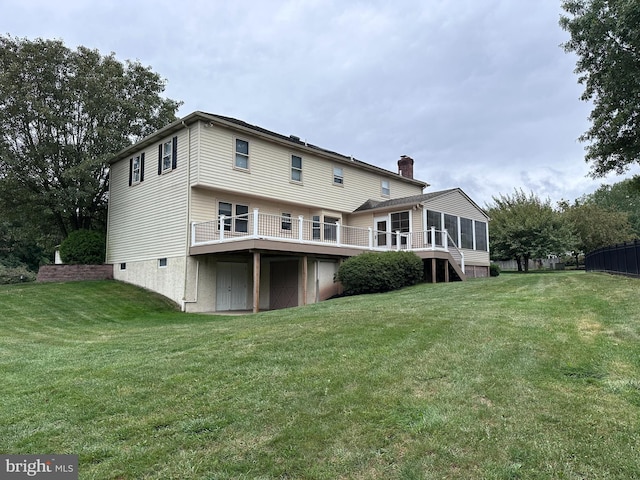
[560,200,634,266]
[487,190,572,272]
[560,1,640,177]
[0,36,181,242]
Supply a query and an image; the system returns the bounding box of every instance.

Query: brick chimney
[398,155,414,179]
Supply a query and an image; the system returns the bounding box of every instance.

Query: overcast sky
[2,0,638,206]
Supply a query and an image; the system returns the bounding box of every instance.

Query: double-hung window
[158,136,177,174]
[291,155,302,182]
[235,139,249,169]
[333,167,343,185]
[129,152,145,186]
[281,213,292,230]
[381,179,390,197]
[162,141,172,171]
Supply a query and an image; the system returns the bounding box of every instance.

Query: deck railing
[191,209,464,271]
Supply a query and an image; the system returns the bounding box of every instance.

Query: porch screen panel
[475,221,488,251]
[444,214,458,247]
[427,210,442,245]
[460,217,473,249]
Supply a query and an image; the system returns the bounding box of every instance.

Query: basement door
[269,260,299,310]
[216,262,248,311]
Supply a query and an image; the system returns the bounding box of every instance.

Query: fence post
[368,227,373,249]
[298,216,304,241]
[219,215,225,241]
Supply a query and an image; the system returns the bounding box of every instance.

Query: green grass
[1,273,639,479]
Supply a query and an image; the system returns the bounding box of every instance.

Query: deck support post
[444,259,450,283]
[253,252,260,313]
[302,255,308,306]
[431,258,437,283]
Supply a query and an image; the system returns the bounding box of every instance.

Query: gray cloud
[2,0,638,207]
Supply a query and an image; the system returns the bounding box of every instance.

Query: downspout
[181,120,195,312]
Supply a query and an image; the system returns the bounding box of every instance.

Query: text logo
[1,455,77,479]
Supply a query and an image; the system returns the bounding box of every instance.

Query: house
[106,111,490,313]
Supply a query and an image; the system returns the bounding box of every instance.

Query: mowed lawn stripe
[1,272,639,479]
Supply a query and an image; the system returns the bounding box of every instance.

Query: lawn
[0,272,639,479]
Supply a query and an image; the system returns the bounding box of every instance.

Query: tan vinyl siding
[106,130,189,263]
[195,123,422,213]
[463,250,490,265]
[423,190,490,265]
[191,189,320,224]
[425,190,488,221]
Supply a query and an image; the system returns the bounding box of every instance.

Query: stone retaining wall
[37,264,114,283]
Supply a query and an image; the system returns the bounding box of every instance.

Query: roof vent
[290,135,300,142]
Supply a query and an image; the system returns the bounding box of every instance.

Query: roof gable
[354,187,488,219]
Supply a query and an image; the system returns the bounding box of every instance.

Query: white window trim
[234,138,250,171]
[162,141,172,173]
[132,155,142,184]
[291,154,303,183]
[332,166,344,186]
[381,179,390,197]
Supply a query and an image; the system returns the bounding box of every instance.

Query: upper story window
[158,136,177,174]
[129,152,145,186]
[333,166,343,185]
[291,155,302,182]
[235,139,249,169]
[381,179,390,197]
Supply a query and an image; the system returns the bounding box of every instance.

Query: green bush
[0,263,36,284]
[336,251,423,296]
[59,230,106,265]
[490,263,501,277]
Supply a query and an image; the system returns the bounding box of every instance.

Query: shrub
[336,251,423,296]
[0,263,36,284]
[490,263,501,277]
[59,230,106,265]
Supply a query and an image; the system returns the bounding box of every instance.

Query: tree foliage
[487,190,572,272]
[0,36,181,242]
[560,1,640,176]
[560,200,634,265]
[584,176,640,237]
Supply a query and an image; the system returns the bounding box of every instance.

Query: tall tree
[560,200,635,265]
[584,176,640,237]
[487,190,572,272]
[0,36,181,241]
[560,1,640,176]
